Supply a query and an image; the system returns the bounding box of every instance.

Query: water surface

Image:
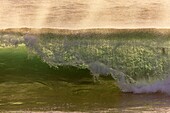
[0,29,170,113]
[0,0,170,28]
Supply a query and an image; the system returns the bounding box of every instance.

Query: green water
[1,29,170,112]
[0,44,169,113]
[0,46,121,112]
[0,47,169,113]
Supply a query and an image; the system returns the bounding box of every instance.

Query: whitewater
[1,28,170,95]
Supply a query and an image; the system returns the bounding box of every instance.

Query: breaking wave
[1,28,170,94]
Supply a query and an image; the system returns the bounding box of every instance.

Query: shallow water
[0,0,170,28]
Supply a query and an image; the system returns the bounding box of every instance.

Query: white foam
[22,33,170,95]
[118,76,170,94]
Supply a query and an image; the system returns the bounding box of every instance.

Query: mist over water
[0,0,170,29]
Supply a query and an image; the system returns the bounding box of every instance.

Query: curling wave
[1,28,170,94]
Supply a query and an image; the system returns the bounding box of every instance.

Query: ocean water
[0,0,170,112]
[0,0,170,28]
[0,28,170,112]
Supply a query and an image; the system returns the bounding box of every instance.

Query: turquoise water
[0,28,170,112]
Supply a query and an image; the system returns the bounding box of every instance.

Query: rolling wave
[1,28,170,94]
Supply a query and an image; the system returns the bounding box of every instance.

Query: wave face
[1,29,170,94]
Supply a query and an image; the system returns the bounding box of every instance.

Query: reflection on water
[0,0,170,28]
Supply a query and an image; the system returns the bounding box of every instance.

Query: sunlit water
[0,29,170,112]
[0,0,170,29]
[1,0,170,112]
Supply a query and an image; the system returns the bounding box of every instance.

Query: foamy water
[1,28,170,112]
[0,0,170,29]
[2,29,170,95]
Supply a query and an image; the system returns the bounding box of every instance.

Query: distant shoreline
[0,27,170,35]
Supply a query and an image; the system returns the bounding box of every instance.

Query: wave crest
[1,30,170,94]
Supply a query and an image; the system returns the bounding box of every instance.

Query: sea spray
[1,29,170,94]
[22,32,170,94]
[119,76,170,94]
[88,61,130,83]
[0,33,23,47]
